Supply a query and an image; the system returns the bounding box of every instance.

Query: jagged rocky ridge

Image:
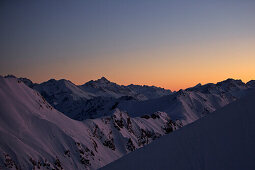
[0,76,181,169]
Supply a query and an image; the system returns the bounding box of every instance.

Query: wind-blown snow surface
[101,92,255,170]
[0,76,180,169]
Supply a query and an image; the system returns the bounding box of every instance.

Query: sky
[0,0,255,91]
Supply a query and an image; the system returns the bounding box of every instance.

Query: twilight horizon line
[2,74,254,92]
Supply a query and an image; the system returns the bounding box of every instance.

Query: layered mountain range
[16,75,255,124]
[0,75,254,169]
[20,76,172,120]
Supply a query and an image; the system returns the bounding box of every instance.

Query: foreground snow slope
[0,76,180,169]
[101,91,255,170]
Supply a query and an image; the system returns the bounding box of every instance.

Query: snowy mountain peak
[247,80,255,87]
[98,76,110,83]
[4,74,16,78]
[82,77,116,88]
[194,83,202,88]
[217,78,244,86]
[18,77,34,87]
[80,77,172,100]
[91,76,111,83]
[46,78,70,84]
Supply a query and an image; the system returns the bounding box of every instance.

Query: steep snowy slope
[0,76,181,169]
[102,91,255,170]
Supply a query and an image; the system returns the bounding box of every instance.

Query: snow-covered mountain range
[11,75,255,124]
[117,78,255,125]
[0,76,180,170]
[19,76,172,120]
[0,75,254,169]
[80,77,172,100]
[102,89,255,170]
[17,75,255,125]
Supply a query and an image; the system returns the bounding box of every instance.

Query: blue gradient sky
[1,0,255,90]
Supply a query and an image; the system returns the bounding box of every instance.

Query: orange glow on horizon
[5,37,255,91]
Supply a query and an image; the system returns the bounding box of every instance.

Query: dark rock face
[126,138,136,152]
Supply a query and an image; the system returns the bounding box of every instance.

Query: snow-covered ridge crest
[0,76,180,169]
